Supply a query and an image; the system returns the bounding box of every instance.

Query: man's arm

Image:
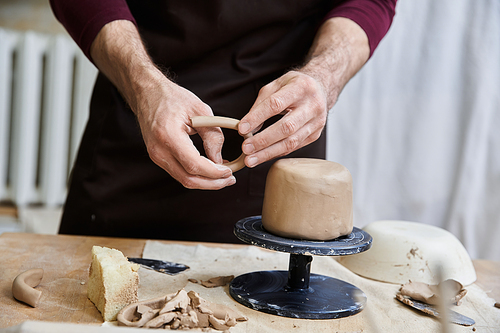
[302,17,370,110]
[90,20,235,190]
[238,17,370,167]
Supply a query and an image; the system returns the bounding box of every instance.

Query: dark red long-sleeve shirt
[50,0,396,60]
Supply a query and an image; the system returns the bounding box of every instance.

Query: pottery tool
[128,258,189,275]
[396,295,475,326]
[229,216,372,319]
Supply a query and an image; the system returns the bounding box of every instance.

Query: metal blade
[397,296,475,326]
[128,257,189,275]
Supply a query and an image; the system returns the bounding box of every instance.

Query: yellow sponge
[87,246,139,321]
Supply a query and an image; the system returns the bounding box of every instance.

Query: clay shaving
[117,289,247,330]
[400,279,467,305]
[188,275,234,288]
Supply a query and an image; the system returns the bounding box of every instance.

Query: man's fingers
[196,126,225,164]
[239,80,299,135]
[149,130,232,178]
[151,141,236,190]
[161,153,236,190]
[242,108,311,155]
[244,122,322,167]
[174,134,232,178]
[175,160,236,190]
[238,71,328,168]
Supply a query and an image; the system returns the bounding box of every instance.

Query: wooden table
[0,232,498,328]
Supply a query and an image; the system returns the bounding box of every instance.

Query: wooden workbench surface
[0,232,498,328]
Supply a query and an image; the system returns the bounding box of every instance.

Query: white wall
[327,0,500,260]
[0,0,65,34]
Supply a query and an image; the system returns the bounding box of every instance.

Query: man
[50,0,396,242]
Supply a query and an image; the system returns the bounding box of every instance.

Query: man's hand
[135,77,236,189]
[239,17,370,168]
[90,20,235,189]
[239,71,328,167]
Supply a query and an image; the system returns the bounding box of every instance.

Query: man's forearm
[299,17,370,110]
[237,16,370,167]
[89,20,167,116]
[89,19,233,189]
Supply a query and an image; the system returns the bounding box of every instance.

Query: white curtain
[327,0,500,260]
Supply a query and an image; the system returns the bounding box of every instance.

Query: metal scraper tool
[396,295,475,326]
[128,258,189,275]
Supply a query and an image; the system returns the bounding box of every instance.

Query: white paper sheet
[139,241,499,332]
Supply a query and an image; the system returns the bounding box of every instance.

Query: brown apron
[60,1,334,243]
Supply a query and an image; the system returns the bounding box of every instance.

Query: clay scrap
[12,268,44,307]
[188,275,234,288]
[400,279,467,305]
[117,289,248,330]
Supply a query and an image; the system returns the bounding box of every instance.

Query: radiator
[0,28,97,207]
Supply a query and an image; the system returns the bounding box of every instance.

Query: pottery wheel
[229,216,372,319]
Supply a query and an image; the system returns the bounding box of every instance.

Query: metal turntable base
[229,216,372,320]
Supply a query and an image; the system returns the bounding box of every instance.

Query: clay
[188,290,247,321]
[159,289,190,314]
[209,314,235,331]
[117,289,247,330]
[131,305,159,326]
[117,294,176,327]
[262,158,353,240]
[189,275,234,288]
[170,318,181,329]
[144,312,177,328]
[136,304,154,316]
[190,116,252,173]
[178,310,199,328]
[194,309,211,327]
[12,268,44,307]
[400,279,467,305]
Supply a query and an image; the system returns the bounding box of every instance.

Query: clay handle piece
[12,268,44,307]
[191,116,253,173]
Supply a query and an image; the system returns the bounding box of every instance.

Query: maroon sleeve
[49,0,136,61]
[325,0,397,57]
